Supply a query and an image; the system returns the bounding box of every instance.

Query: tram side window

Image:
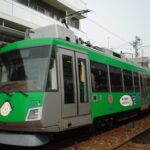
[47,52,58,91]
[133,72,140,92]
[146,77,150,92]
[91,61,109,92]
[109,66,123,92]
[123,70,134,92]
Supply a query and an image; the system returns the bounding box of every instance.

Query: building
[0,0,87,46]
[133,57,150,68]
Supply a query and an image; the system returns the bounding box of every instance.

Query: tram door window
[109,66,123,92]
[78,58,88,103]
[123,70,134,92]
[90,61,109,92]
[133,72,140,92]
[62,55,74,104]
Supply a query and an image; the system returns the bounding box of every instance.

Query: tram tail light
[26,107,42,121]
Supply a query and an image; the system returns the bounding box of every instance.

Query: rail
[111,127,150,150]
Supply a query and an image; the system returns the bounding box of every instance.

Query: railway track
[112,127,150,150]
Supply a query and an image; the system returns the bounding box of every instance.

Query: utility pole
[131,36,142,58]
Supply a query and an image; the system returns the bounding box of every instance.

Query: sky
[81,0,150,58]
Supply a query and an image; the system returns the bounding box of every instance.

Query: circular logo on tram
[0,101,13,116]
[120,95,133,107]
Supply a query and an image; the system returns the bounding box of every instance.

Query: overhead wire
[139,45,150,48]
[82,12,149,58]
[87,17,129,43]
[114,42,131,49]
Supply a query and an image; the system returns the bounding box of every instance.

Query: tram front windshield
[0,46,50,92]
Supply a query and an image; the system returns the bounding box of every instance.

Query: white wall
[0,0,60,28]
[57,0,86,11]
[0,0,86,37]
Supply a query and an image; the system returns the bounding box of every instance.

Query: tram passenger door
[59,48,90,118]
[139,72,149,110]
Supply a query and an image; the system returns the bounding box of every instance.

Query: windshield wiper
[1,91,12,97]
[15,90,28,96]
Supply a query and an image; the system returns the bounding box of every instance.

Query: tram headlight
[26,107,42,121]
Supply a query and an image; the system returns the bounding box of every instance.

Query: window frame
[109,65,123,92]
[133,72,140,92]
[46,46,59,92]
[90,61,109,92]
[146,76,150,92]
[123,69,134,92]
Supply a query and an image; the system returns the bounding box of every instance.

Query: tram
[0,24,149,146]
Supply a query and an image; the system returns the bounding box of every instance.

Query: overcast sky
[81,0,150,58]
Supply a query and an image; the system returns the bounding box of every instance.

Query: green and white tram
[0,24,149,146]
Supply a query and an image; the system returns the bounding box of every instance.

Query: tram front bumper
[0,121,60,132]
[0,131,49,146]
